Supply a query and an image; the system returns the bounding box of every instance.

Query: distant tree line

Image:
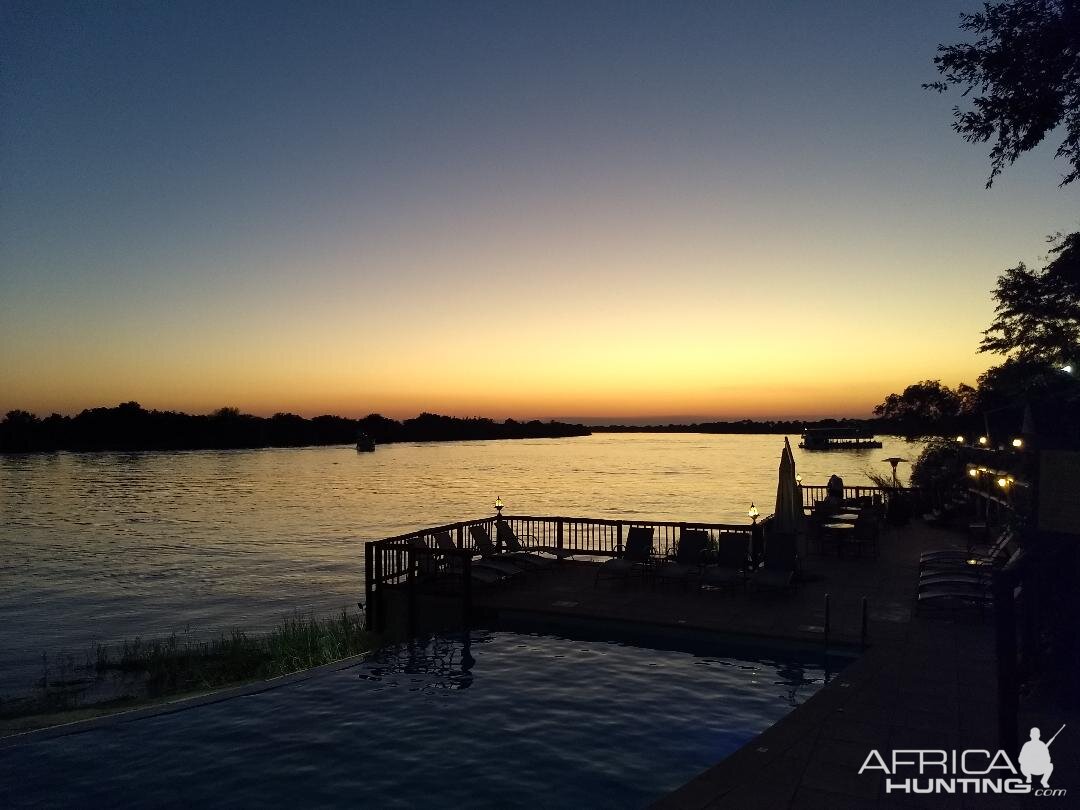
[0,403,591,453]
[592,418,878,435]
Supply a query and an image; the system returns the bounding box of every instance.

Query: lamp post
[494,496,503,518]
[748,503,759,525]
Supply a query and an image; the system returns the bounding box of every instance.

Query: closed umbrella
[773,437,801,534]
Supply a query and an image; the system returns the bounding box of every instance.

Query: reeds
[1,609,377,726]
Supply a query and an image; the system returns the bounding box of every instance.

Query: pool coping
[0,649,378,749]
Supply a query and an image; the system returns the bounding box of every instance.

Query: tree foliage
[873,380,974,437]
[926,0,1080,187]
[980,230,1080,362]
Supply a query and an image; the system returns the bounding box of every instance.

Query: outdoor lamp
[979,436,988,446]
[795,473,802,485]
[997,478,1008,488]
[494,496,504,516]
[748,503,759,524]
[1063,364,1074,374]
[1012,438,1023,449]
[968,468,978,477]
[955,435,965,443]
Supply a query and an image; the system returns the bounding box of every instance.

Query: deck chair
[432,531,509,585]
[919,544,1022,590]
[750,532,798,591]
[700,531,751,589]
[467,525,535,576]
[655,529,709,587]
[495,523,561,569]
[917,549,1025,612]
[919,528,1014,573]
[594,526,654,587]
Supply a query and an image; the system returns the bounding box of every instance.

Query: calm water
[0,433,915,696]
[0,627,848,808]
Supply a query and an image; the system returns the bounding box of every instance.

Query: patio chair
[838,514,880,558]
[750,532,798,591]
[654,529,710,587]
[462,525,540,577]
[495,522,564,568]
[594,526,654,587]
[700,531,750,590]
[431,531,510,585]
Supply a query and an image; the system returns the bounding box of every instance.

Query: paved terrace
[427,522,1071,809]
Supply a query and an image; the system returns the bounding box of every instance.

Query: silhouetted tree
[980,231,1080,362]
[926,0,1080,187]
[873,380,969,437]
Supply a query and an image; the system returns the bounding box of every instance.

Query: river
[0,432,918,696]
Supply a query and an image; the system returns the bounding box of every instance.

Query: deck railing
[364,514,760,633]
[798,484,910,511]
[365,485,909,633]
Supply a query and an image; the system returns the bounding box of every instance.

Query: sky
[2,1,1078,422]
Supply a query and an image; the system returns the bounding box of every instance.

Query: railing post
[456,525,464,548]
[364,542,374,631]
[373,543,384,633]
[461,552,472,629]
[615,521,624,554]
[823,593,831,647]
[556,517,564,554]
[861,596,868,648]
[406,545,417,638]
[994,569,1019,755]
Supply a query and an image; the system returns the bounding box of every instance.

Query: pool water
[1,628,848,808]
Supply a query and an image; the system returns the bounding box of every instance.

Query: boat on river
[356,432,376,452]
[799,427,882,451]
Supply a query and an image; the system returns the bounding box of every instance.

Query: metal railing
[364,514,759,633]
[798,484,909,511]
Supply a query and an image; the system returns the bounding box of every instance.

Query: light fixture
[494,496,504,516]
[748,503,760,523]
[956,435,965,443]
[795,473,802,484]
[1063,364,1074,374]
[979,436,988,446]
[1011,438,1023,449]
[968,468,978,477]
[997,478,1008,488]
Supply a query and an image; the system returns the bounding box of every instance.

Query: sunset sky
[3,1,1078,421]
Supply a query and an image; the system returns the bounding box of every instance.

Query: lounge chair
[594,526,654,587]
[750,532,798,591]
[700,531,750,590]
[433,530,520,582]
[496,521,577,561]
[917,549,1025,611]
[495,523,560,569]
[467,525,536,576]
[655,529,709,587]
[919,529,1015,574]
[919,544,1022,590]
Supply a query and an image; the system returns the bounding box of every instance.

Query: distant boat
[356,432,376,452]
[799,428,882,451]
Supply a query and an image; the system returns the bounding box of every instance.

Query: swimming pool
[1,626,849,808]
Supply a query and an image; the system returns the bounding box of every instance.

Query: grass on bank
[1,610,379,736]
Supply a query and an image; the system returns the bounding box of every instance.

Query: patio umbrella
[773,437,801,534]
